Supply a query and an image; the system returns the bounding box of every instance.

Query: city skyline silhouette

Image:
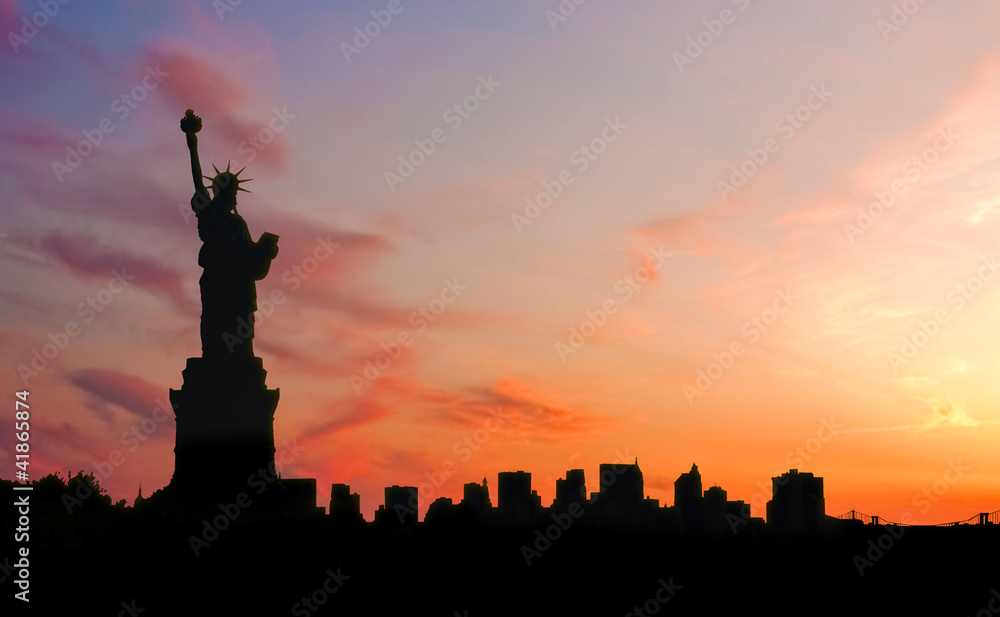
[5,6,999,526]
[4,2,1000,613]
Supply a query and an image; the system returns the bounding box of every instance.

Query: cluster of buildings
[166,190,830,540]
[325,460,827,536]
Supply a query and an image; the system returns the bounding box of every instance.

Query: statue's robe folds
[193,193,274,361]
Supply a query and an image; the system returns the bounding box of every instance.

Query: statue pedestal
[168,357,279,498]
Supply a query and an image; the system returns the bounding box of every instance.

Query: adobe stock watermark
[968,588,1000,617]
[728,417,843,534]
[625,578,683,617]
[785,417,843,468]
[350,278,468,394]
[17,268,135,386]
[684,287,797,403]
[290,566,351,616]
[853,459,968,576]
[63,398,179,514]
[555,246,670,362]
[187,438,307,557]
[0,556,17,584]
[393,407,512,523]
[115,600,144,617]
[912,459,969,514]
[877,0,931,42]
[236,106,296,166]
[7,0,71,54]
[673,0,752,73]
[887,256,998,372]
[717,85,833,200]
[52,65,169,182]
[544,0,591,31]
[384,75,500,192]
[512,116,628,233]
[222,235,340,354]
[213,0,245,21]
[179,106,296,225]
[341,0,413,63]
[520,449,632,566]
[844,126,956,242]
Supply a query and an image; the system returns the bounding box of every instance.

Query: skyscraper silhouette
[498,471,537,526]
[767,469,825,535]
[597,459,644,527]
[675,463,703,534]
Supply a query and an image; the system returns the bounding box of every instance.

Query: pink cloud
[433,378,633,444]
[0,0,20,56]
[68,368,170,421]
[298,399,390,444]
[35,232,190,311]
[0,121,68,152]
[145,49,247,117]
[142,48,291,173]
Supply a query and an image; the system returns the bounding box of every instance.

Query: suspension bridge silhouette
[834,508,1000,527]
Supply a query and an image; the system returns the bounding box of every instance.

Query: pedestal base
[168,356,279,497]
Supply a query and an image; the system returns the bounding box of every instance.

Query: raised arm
[180,110,210,202]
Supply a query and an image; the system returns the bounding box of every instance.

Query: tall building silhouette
[767,469,825,534]
[554,469,586,510]
[377,485,418,527]
[498,471,531,508]
[462,478,493,526]
[675,463,703,534]
[600,460,643,502]
[330,483,363,525]
[425,496,456,525]
[703,485,727,536]
[463,477,492,510]
[595,459,644,527]
[498,471,537,526]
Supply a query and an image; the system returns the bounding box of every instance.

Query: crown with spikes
[205,160,253,194]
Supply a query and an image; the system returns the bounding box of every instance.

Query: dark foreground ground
[2,509,998,615]
[1,476,997,615]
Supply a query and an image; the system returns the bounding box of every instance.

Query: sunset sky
[3,0,1000,524]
